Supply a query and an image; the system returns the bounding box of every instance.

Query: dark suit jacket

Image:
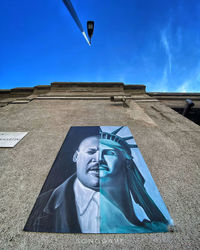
[24,174,81,233]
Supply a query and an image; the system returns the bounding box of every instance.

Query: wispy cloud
[152,20,173,92]
[161,29,172,74]
[176,80,200,93]
[151,65,169,92]
[177,81,190,92]
[176,64,200,92]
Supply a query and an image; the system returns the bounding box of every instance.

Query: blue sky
[0,0,200,92]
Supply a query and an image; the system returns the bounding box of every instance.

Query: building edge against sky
[0,81,200,125]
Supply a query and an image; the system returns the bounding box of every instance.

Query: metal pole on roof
[62,0,91,46]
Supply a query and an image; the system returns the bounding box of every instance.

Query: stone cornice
[0,82,146,99]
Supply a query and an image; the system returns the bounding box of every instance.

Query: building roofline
[148,92,200,96]
[0,82,146,98]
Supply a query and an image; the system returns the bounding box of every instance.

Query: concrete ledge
[8,87,34,98]
[33,85,51,94]
[11,100,31,104]
[148,92,200,97]
[125,84,146,90]
[0,89,11,93]
[11,87,34,93]
[0,83,147,100]
[51,82,124,88]
[0,90,12,99]
[149,96,200,101]
[51,82,125,93]
[2,83,200,102]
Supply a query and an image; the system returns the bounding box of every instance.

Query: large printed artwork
[24,126,173,233]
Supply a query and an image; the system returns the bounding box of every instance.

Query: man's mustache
[87,162,109,172]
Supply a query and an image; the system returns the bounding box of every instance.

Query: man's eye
[87,150,96,154]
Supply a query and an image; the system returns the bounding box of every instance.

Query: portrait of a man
[24,126,173,233]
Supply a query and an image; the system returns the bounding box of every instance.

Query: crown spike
[111,126,124,135]
[129,144,138,148]
[123,136,133,141]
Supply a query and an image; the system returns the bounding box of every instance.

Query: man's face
[74,136,100,190]
[74,136,126,190]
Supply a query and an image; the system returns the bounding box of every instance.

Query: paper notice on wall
[0,132,28,147]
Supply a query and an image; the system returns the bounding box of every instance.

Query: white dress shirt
[73,178,100,233]
[73,178,149,233]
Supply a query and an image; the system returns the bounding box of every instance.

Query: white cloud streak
[161,30,172,74]
[177,81,190,92]
[151,65,169,92]
[153,20,173,92]
[176,80,200,93]
[176,64,200,92]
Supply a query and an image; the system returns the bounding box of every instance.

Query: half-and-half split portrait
[24,126,173,233]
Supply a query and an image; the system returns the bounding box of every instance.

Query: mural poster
[24,126,173,233]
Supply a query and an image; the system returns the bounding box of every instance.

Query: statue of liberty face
[73,136,126,190]
[98,142,125,179]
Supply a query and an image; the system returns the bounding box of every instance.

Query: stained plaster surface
[0,99,200,250]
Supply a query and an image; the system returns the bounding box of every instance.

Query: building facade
[0,82,200,249]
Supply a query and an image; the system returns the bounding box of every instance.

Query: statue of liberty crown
[99,126,137,158]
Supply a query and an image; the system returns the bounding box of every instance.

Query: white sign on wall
[0,132,28,148]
